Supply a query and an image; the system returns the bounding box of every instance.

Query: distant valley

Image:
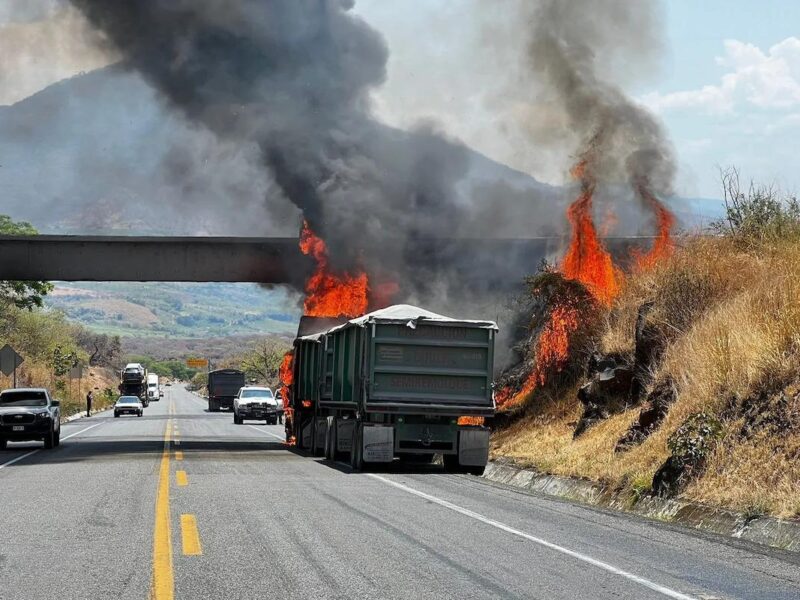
[47,282,301,338]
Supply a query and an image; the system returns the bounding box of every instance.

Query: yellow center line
[150,417,174,600]
[180,514,203,556]
[176,470,188,487]
[174,450,184,461]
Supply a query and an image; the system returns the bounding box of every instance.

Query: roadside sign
[68,365,83,380]
[0,344,23,377]
[186,358,208,369]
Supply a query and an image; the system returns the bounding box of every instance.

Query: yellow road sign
[186,358,208,369]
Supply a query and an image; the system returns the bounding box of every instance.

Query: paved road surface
[1,385,798,599]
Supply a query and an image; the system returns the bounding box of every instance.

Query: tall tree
[240,339,289,387]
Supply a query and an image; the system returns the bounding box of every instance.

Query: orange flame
[495,302,581,409]
[278,351,295,445]
[560,165,620,306]
[300,220,369,318]
[633,186,676,271]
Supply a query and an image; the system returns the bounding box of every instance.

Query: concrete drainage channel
[481,458,800,553]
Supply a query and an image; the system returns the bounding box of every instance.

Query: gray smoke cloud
[521,0,676,224]
[66,0,493,301]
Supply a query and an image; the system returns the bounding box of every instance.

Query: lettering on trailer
[376,345,487,369]
[377,373,485,395]
[393,325,470,340]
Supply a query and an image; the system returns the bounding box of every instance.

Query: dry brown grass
[493,236,800,518]
[0,365,118,418]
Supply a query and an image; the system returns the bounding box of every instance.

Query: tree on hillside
[0,215,53,310]
[240,339,288,387]
[74,329,122,368]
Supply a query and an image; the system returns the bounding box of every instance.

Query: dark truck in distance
[288,305,496,474]
[0,388,61,449]
[207,369,246,412]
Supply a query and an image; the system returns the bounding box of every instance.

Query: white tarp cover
[299,304,498,341]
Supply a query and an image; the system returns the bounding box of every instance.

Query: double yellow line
[150,402,202,600]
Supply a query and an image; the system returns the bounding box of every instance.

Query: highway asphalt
[0,385,798,599]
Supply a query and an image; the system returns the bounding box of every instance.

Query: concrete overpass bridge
[0,235,649,285]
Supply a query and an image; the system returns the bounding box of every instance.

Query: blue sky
[652,0,800,198]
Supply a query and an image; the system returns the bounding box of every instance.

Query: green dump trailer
[288,305,497,474]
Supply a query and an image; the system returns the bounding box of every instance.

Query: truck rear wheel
[349,424,363,471]
[443,454,461,473]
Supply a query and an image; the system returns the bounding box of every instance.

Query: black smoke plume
[68,0,494,302]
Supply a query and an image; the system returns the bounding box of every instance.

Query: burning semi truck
[285,305,497,474]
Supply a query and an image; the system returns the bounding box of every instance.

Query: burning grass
[493,235,800,518]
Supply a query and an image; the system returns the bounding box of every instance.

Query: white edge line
[367,473,698,600]
[0,422,103,470]
[61,422,103,441]
[0,449,39,470]
[247,424,286,442]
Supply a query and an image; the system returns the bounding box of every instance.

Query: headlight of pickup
[37,412,51,420]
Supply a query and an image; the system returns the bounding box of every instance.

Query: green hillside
[47,282,301,338]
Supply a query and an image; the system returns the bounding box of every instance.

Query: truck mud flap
[336,419,354,454]
[362,426,394,463]
[458,429,490,467]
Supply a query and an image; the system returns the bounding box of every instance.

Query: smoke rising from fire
[521,0,676,228]
[66,0,489,304]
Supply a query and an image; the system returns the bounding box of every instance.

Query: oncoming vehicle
[147,373,160,402]
[233,387,279,425]
[207,369,245,412]
[114,396,144,418]
[0,388,61,449]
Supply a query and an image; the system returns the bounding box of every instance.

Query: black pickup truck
[0,388,61,449]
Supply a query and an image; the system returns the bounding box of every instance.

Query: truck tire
[54,428,60,447]
[312,419,324,457]
[43,427,55,450]
[209,400,217,412]
[468,465,486,476]
[325,420,337,460]
[0,437,7,450]
[443,454,461,473]
[350,424,363,471]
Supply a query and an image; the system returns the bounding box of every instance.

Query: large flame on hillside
[496,158,675,410]
[633,185,676,271]
[560,162,620,306]
[300,220,369,318]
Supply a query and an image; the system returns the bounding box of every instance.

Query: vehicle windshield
[241,389,273,399]
[0,391,47,407]
[118,397,140,404]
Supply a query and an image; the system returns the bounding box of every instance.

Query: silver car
[114,396,144,418]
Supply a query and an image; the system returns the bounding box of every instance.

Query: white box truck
[147,373,160,402]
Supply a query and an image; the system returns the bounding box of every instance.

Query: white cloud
[642,37,800,114]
